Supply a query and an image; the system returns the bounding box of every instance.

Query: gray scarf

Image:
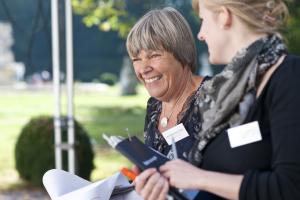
[188,34,287,166]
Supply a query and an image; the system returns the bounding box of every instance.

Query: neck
[160,73,201,129]
[225,18,268,64]
[164,70,194,107]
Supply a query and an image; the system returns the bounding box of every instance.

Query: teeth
[145,76,160,83]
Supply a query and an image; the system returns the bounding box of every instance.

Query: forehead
[134,49,165,57]
[199,0,208,16]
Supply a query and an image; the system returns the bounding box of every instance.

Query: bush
[99,72,118,86]
[15,115,94,186]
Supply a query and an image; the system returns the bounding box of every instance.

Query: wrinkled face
[131,50,185,101]
[197,1,228,64]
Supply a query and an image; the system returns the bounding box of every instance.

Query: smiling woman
[126,7,209,199]
[133,0,300,200]
[126,7,208,156]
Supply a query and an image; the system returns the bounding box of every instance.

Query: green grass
[0,84,149,190]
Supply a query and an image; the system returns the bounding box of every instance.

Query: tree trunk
[119,55,138,96]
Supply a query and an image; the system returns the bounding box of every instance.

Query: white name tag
[227,121,262,148]
[162,123,189,145]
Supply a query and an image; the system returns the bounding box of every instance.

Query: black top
[143,77,209,160]
[195,55,300,200]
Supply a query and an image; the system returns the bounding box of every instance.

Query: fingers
[157,178,169,200]
[134,168,168,200]
[159,159,179,173]
[132,165,141,175]
[135,168,156,193]
[147,175,168,200]
[140,171,160,199]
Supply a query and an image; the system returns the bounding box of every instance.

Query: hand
[160,159,203,189]
[134,168,169,200]
[131,165,141,175]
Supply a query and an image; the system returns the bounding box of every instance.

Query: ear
[218,6,232,29]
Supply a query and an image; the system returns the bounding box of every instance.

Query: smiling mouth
[144,75,162,83]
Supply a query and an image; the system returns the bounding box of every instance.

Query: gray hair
[126,7,197,72]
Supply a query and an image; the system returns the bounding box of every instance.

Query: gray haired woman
[126,7,210,199]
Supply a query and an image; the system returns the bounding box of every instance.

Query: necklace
[160,80,189,128]
[160,98,181,128]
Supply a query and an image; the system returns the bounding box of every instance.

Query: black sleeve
[240,56,300,200]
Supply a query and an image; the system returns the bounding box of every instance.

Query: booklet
[103,135,190,200]
[43,169,142,200]
[114,136,169,170]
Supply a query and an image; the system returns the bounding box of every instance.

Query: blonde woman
[135,0,300,200]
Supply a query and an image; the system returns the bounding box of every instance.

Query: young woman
[135,1,300,200]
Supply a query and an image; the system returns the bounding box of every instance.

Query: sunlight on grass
[0,84,149,190]
[91,148,131,181]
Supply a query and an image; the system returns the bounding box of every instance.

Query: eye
[150,53,161,59]
[132,58,141,62]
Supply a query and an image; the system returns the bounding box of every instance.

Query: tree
[71,0,171,95]
[72,0,133,38]
[284,0,300,54]
[71,0,212,93]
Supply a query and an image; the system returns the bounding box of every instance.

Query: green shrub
[15,115,94,186]
[100,72,118,86]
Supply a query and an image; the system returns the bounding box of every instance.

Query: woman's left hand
[160,159,203,190]
[134,168,169,200]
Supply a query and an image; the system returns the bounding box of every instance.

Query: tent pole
[65,0,75,174]
[51,0,62,170]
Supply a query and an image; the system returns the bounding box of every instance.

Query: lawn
[0,84,149,190]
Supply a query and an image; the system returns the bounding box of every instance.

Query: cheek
[132,65,143,82]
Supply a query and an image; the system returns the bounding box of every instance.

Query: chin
[209,56,227,65]
[209,56,219,65]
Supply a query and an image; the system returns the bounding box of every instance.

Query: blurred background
[0,0,299,199]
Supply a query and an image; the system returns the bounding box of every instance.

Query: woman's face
[131,50,186,101]
[197,1,229,64]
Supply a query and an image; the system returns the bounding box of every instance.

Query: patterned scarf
[188,34,287,166]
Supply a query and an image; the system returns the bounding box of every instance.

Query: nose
[197,31,205,41]
[197,24,205,41]
[140,64,152,74]
[134,59,152,75]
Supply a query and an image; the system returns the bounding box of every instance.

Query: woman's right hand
[134,168,169,200]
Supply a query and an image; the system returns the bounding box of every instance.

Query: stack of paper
[43,169,142,200]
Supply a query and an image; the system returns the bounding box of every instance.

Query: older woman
[136,0,300,200]
[126,7,208,199]
[126,7,208,161]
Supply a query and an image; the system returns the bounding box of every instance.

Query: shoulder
[193,76,212,97]
[272,54,300,80]
[264,54,300,108]
[146,97,159,107]
[146,97,160,113]
[266,54,300,91]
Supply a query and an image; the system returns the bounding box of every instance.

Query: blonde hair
[192,0,289,34]
[126,7,197,72]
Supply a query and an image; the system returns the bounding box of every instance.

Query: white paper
[227,121,262,148]
[162,123,189,145]
[43,169,142,200]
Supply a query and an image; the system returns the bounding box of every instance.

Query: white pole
[51,0,62,170]
[65,0,76,174]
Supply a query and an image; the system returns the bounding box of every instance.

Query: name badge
[227,121,262,148]
[162,123,189,145]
